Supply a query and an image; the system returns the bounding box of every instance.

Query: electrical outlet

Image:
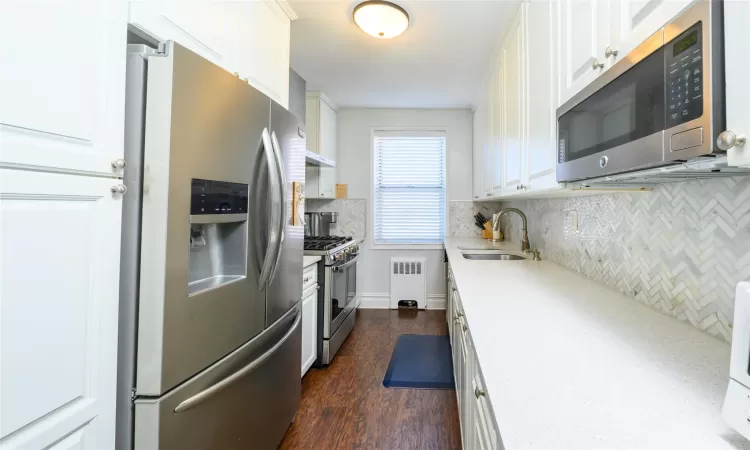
[568,210,579,232]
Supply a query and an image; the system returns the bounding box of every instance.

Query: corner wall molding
[274,0,299,21]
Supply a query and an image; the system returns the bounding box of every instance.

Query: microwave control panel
[666,22,703,127]
[190,179,249,215]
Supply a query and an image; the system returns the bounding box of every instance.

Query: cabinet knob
[475,387,486,398]
[604,46,618,58]
[110,184,128,195]
[111,159,127,170]
[592,59,605,70]
[717,131,746,151]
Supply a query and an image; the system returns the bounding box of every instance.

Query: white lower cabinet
[450,280,501,450]
[301,264,319,377]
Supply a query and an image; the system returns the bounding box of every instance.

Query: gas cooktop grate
[304,236,354,251]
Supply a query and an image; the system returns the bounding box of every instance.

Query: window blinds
[373,131,446,244]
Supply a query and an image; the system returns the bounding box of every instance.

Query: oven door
[325,255,359,338]
[556,31,666,183]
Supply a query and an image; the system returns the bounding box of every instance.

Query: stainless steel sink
[461,253,526,260]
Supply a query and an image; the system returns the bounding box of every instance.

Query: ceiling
[289,0,521,109]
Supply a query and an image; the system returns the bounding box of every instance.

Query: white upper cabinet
[472,96,490,200]
[525,0,559,192]
[305,93,337,199]
[129,0,293,108]
[490,61,504,197]
[500,11,525,196]
[558,0,695,107]
[610,0,694,64]
[0,0,128,175]
[558,0,611,106]
[725,0,750,167]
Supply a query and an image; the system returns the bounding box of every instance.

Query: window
[373,130,446,245]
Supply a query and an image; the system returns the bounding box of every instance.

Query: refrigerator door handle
[267,130,287,286]
[173,311,301,414]
[255,128,280,291]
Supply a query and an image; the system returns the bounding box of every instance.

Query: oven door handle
[332,254,359,272]
[174,311,301,414]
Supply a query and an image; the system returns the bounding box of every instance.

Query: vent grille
[393,261,422,275]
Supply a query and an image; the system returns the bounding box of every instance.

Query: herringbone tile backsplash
[497,176,750,343]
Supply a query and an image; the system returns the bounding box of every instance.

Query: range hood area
[305,151,336,168]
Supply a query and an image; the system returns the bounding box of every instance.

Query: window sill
[369,243,445,251]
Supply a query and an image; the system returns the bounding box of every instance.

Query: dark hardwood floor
[279,309,461,450]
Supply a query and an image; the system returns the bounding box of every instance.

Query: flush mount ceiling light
[353,0,409,39]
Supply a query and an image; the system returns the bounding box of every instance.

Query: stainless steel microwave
[556,0,725,183]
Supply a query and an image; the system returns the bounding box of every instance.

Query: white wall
[336,108,473,307]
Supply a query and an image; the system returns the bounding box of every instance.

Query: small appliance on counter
[303,235,359,366]
[304,211,338,236]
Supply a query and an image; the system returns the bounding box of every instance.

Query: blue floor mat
[383,334,455,389]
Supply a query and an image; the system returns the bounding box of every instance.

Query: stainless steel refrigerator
[116,41,304,450]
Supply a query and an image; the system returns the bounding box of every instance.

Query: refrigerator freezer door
[136,42,270,395]
[266,102,305,326]
[134,307,301,450]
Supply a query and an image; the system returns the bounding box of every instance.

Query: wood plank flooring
[279,309,461,450]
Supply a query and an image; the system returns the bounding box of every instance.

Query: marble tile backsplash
[305,199,366,240]
[448,201,502,237]
[497,176,750,343]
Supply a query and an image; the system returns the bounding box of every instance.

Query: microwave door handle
[173,311,302,414]
[258,128,280,291]
[266,130,287,286]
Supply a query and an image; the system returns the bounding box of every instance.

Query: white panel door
[473,100,489,200]
[558,0,610,106]
[301,286,318,377]
[611,0,693,64]
[490,63,504,196]
[725,0,750,167]
[318,100,337,198]
[501,14,525,195]
[0,0,127,175]
[128,0,227,68]
[0,169,123,449]
[525,0,559,192]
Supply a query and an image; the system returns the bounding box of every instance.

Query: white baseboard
[358,293,446,310]
[427,294,446,310]
[358,293,390,309]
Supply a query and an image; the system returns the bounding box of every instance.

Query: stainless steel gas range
[303,236,359,366]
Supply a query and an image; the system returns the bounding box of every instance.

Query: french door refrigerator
[116,42,304,450]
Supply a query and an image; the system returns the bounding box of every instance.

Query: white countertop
[303,255,321,268]
[445,237,750,450]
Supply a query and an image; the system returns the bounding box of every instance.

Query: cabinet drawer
[473,353,500,450]
[303,264,318,291]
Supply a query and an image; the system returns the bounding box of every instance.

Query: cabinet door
[459,324,473,449]
[233,1,290,108]
[611,0,693,64]
[558,0,610,106]
[725,0,750,176]
[473,100,489,200]
[490,62,504,196]
[0,0,127,175]
[501,13,525,195]
[301,286,318,376]
[0,169,123,449]
[129,0,227,68]
[525,0,559,192]
[317,100,337,198]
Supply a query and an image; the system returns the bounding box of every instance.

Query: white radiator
[389,257,427,309]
